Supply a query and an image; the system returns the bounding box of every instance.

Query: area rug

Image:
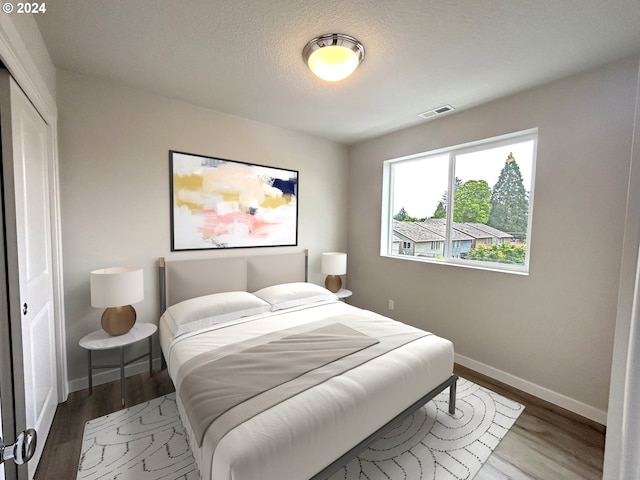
[77,378,523,480]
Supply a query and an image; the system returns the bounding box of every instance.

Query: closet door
[0,71,57,480]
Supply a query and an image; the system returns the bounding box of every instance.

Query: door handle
[22,302,27,315]
[0,429,37,465]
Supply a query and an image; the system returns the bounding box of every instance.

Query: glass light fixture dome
[303,34,365,82]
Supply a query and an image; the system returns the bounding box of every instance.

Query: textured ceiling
[36,0,640,145]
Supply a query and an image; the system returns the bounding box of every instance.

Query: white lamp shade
[90,267,144,308]
[321,252,347,275]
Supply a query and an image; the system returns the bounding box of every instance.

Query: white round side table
[79,322,157,407]
[335,288,353,300]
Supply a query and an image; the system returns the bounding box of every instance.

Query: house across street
[393,219,513,258]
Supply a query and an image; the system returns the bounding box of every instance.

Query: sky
[392,139,535,219]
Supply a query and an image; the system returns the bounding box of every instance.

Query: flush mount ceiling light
[303,33,365,82]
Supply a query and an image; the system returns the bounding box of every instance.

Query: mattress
[160,297,454,480]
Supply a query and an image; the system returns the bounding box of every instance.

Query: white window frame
[381,129,538,274]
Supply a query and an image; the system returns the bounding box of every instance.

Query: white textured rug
[77,378,523,480]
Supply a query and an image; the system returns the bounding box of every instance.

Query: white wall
[57,70,349,388]
[347,55,640,423]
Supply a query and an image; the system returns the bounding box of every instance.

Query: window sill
[381,253,529,276]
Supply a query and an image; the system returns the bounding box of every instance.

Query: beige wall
[57,70,349,388]
[347,55,640,422]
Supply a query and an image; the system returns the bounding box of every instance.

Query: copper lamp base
[324,274,342,293]
[101,305,136,336]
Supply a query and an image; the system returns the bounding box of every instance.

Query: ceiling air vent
[418,105,455,120]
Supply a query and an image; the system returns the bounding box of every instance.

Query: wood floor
[33,368,175,480]
[34,365,604,479]
[458,365,605,480]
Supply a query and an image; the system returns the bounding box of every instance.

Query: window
[381,129,537,273]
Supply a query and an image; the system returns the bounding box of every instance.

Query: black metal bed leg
[448,375,458,414]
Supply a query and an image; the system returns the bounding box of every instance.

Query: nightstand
[335,288,353,300]
[79,322,157,407]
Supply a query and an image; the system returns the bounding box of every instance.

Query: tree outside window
[383,130,537,273]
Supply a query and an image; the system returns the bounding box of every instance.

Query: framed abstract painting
[169,150,298,251]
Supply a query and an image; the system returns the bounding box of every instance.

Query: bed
[158,251,457,480]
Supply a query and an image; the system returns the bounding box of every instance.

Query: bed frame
[158,250,458,480]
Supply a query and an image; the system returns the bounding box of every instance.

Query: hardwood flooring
[458,365,606,480]
[34,365,604,479]
[33,369,175,480]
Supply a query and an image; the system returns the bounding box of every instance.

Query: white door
[7,74,57,479]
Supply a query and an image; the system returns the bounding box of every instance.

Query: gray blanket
[178,313,430,448]
[180,323,377,445]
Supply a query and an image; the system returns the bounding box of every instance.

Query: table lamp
[90,266,144,336]
[321,252,347,293]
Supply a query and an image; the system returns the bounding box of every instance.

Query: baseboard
[455,353,608,425]
[67,356,164,393]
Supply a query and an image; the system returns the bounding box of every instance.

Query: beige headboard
[159,250,308,310]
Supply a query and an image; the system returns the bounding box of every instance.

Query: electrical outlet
[388,299,394,310]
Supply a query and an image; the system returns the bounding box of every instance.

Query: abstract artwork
[170,151,298,251]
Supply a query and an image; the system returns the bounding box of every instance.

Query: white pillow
[252,282,337,311]
[164,291,271,336]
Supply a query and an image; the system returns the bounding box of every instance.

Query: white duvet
[160,299,454,480]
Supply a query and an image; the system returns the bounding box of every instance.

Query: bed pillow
[252,282,337,311]
[164,291,271,336]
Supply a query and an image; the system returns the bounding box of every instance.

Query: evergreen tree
[394,207,410,221]
[488,153,529,241]
[431,201,446,219]
[453,180,491,223]
[440,177,463,206]
[433,177,462,219]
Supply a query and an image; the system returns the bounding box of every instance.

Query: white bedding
[160,299,454,480]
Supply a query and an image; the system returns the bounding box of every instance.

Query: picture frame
[169,150,298,251]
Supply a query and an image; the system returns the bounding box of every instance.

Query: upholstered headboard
[159,250,308,310]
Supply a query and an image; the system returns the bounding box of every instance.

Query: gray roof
[393,219,512,243]
[416,219,474,242]
[452,222,494,239]
[467,223,514,239]
[393,221,442,242]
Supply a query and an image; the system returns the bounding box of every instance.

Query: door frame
[0,166,15,479]
[0,15,66,480]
